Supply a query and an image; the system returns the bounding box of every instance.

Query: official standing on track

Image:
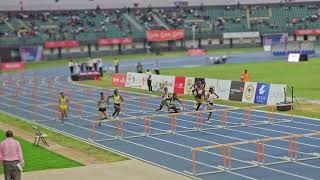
[0,130,24,180]
[241,69,250,82]
[113,57,120,73]
[68,59,74,75]
[154,59,160,75]
[146,69,152,92]
[136,62,143,73]
[98,59,104,76]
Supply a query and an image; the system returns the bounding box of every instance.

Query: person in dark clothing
[113,58,120,73]
[68,60,74,74]
[136,62,143,73]
[146,69,152,92]
[154,59,160,75]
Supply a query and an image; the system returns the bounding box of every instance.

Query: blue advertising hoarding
[254,83,270,105]
[20,46,43,62]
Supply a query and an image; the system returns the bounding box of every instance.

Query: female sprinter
[97,92,107,126]
[107,89,124,119]
[168,93,183,113]
[59,92,69,124]
[156,87,170,111]
[206,86,219,123]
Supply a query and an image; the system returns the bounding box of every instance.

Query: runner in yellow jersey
[107,89,124,119]
[59,92,69,123]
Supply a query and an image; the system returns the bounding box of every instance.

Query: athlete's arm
[107,95,113,106]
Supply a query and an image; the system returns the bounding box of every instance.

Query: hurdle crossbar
[194,131,320,151]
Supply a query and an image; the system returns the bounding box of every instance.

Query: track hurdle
[170,113,177,133]
[48,77,60,120]
[144,115,151,135]
[220,110,227,127]
[256,141,265,165]
[31,76,39,121]
[244,108,251,126]
[191,131,320,175]
[195,111,203,130]
[268,106,275,123]
[116,118,124,138]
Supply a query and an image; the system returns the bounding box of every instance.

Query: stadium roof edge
[0,0,319,11]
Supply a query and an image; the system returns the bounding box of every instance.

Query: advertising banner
[242,82,257,103]
[267,84,286,105]
[125,72,148,90]
[205,78,232,100]
[229,81,245,101]
[174,76,186,95]
[1,62,25,71]
[147,29,185,41]
[223,32,259,39]
[254,83,270,105]
[188,48,206,56]
[184,77,195,95]
[20,46,43,62]
[151,74,175,93]
[112,73,127,87]
[288,53,300,62]
[97,37,133,45]
[294,29,320,35]
[263,33,288,51]
[44,40,80,48]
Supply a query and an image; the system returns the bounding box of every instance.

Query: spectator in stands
[0,130,24,180]
[154,59,160,75]
[113,57,120,73]
[68,59,74,74]
[136,62,143,73]
[98,59,104,76]
[241,69,250,82]
[146,69,152,92]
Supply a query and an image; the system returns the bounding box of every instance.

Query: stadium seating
[1,3,320,45]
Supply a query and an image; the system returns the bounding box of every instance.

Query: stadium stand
[0,2,319,47]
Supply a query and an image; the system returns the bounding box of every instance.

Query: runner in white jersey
[156,87,170,111]
[206,86,219,123]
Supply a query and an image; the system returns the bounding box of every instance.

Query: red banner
[174,76,186,95]
[112,73,127,87]
[44,40,80,48]
[1,62,25,71]
[188,48,207,56]
[294,29,320,35]
[97,37,133,45]
[147,29,185,41]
